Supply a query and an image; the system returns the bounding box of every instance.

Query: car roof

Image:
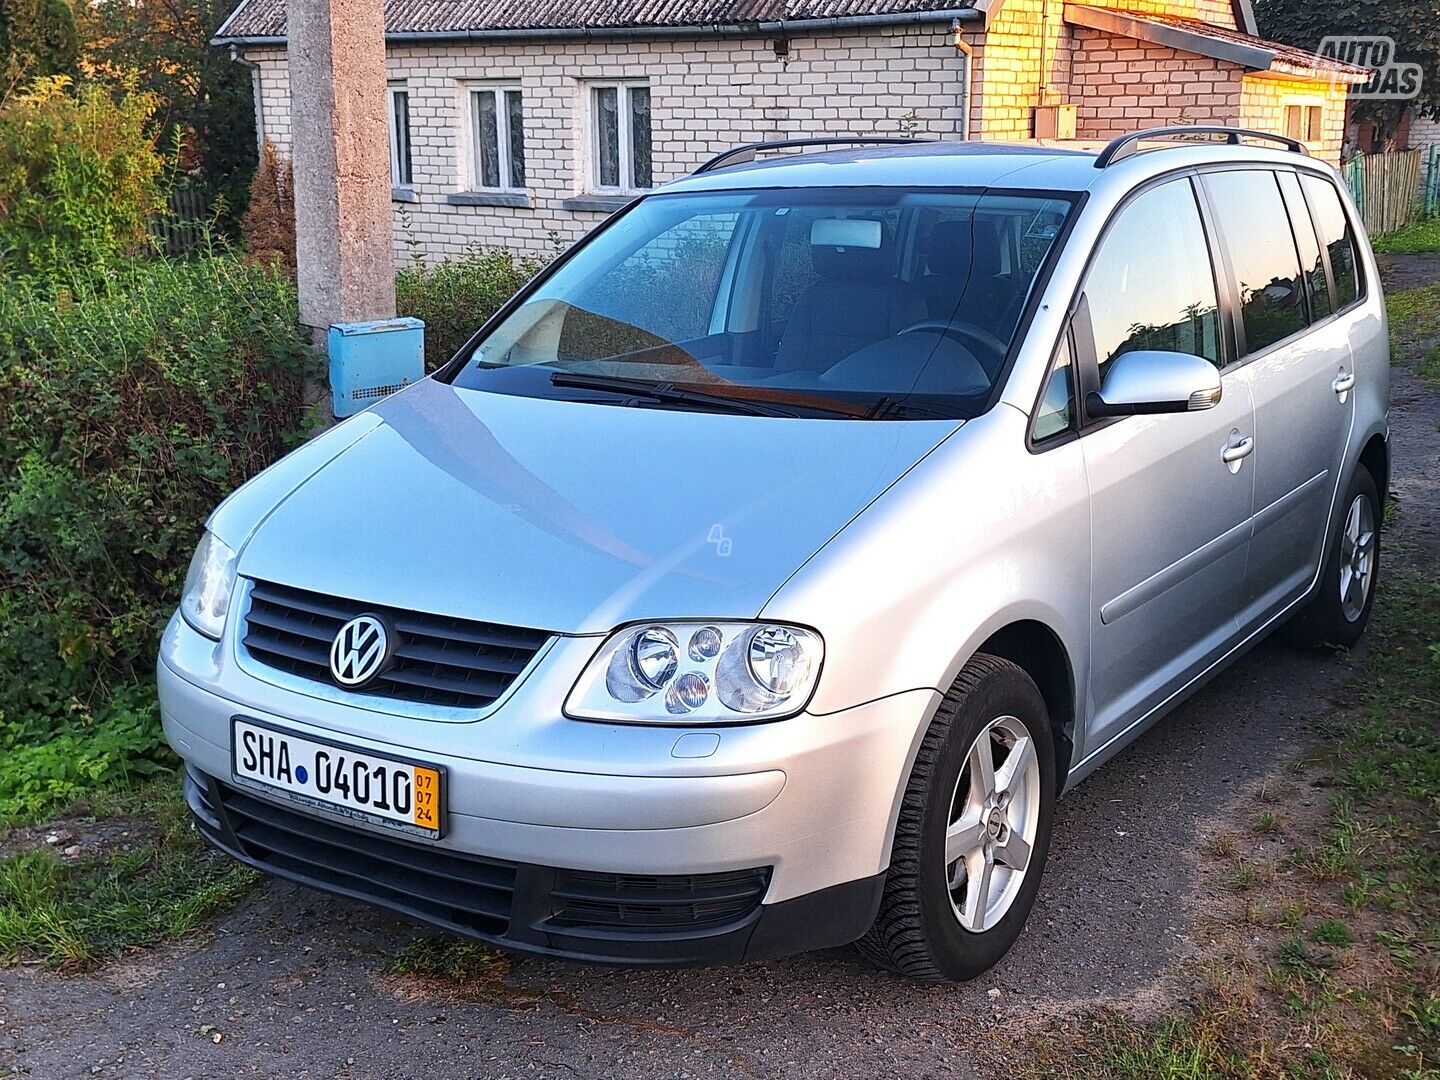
[660,138,1331,197]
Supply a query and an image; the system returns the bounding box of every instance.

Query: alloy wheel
[944,715,1042,933]
[1339,493,1376,623]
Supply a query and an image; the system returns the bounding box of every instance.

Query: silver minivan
[161,127,1389,981]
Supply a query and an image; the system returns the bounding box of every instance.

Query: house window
[1284,102,1323,143]
[388,83,412,187]
[589,81,652,193]
[468,84,526,190]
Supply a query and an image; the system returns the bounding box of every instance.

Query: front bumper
[184,765,884,965]
[159,612,938,965]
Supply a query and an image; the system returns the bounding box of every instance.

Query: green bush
[0,256,313,821]
[0,76,166,283]
[397,247,546,370]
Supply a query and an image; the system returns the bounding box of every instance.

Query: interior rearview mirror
[1087,350,1222,418]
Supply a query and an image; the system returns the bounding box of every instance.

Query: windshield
[448,187,1074,419]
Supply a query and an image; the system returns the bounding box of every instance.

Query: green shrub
[396,247,546,370]
[0,256,313,819]
[0,76,166,283]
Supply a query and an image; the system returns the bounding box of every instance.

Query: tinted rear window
[1205,170,1307,356]
[1300,173,1363,309]
[1277,170,1331,321]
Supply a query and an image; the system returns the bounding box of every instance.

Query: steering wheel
[897,319,1008,376]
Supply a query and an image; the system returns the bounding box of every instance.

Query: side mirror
[1087,350,1222,418]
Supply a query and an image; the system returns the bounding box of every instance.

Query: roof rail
[693,137,934,175]
[1095,126,1307,169]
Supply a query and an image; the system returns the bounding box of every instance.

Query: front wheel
[857,655,1055,982]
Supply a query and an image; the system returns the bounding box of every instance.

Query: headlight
[566,621,823,724]
[179,530,238,640]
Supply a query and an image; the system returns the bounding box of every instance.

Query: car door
[1075,176,1257,760]
[1199,168,1356,631]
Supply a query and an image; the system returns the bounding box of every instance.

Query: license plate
[231,717,444,839]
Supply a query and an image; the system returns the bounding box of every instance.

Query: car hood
[234,379,959,634]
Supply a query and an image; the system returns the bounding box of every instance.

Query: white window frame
[387,82,412,188]
[464,82,526,192]
[1281,96,1324,144]
[586,80,652,194]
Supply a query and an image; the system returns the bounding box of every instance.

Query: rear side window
[1204,170,1307,356]
[1278,171,1331,321]
[1300,173,1363,309]
[1084,178,1221,380]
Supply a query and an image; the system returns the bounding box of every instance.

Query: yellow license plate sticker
[413,766,442,831]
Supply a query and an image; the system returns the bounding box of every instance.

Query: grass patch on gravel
[1388,284,1440,353]
[1373,219,1440,256]
[1017,554,1439,1079]
[0,780,256,971]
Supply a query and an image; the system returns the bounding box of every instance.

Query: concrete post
[287,0,395,332]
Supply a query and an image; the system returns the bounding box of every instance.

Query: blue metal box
[327,317,425,418]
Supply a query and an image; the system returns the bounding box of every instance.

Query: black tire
[856,654,1056,982]
[1283,465,1381,651]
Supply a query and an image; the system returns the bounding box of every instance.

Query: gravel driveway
[3,267,1437,1080]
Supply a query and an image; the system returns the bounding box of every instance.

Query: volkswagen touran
[161,129,1389,981]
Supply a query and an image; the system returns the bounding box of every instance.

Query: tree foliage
[83,0,257,231]
[1256,0,1440,145]
[0,0,79,90]
[241,138,296,277]
[0,76,165,280]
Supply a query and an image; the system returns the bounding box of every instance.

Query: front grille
[213,778,515,936]
[548,868,771,931]
[242,579,549,709]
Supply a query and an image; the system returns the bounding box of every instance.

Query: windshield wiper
[863,396,951,420]
[549,372,804,418]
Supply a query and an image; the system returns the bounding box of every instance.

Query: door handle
[1332,370,1355,401]
[1222,435,1255,465]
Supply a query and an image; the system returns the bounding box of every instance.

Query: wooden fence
[152,184,211,256]
[1342,150,1422,236]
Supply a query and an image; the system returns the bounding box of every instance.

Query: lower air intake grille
[547,867,771,930]
[214,779,515,936]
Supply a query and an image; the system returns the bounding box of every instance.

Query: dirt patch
[0,815,152,864]
[1376,253,1440,293]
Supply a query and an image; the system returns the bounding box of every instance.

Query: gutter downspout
[951,18,973,140]
[212,7,984,47]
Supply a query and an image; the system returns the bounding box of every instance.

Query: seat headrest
[922,220,974,276]
[811,234,891,283]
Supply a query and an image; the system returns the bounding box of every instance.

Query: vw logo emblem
[330,614,391,688]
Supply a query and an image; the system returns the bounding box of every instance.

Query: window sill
[561,195,635,214]
[392,186,419,204]
[446,191,531,209]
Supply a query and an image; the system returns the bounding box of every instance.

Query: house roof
[214,0,981,44]
[1064,4,1372,83]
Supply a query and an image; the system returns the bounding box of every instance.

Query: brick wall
[1238,74,1348,165]
[966,0,1078,140]
[1411,113,1440,151]
[243,25,970,264]
[1068,27,1242,139]
[1071,0,1239,31]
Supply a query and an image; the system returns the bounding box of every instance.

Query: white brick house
[215,0,1366,264]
